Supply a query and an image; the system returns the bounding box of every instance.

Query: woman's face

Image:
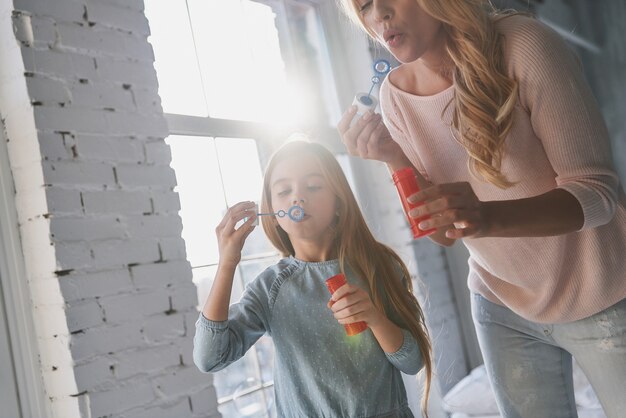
[356,0,443,64]
[269,153,338,244]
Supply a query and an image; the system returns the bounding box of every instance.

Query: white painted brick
[95,57,159,87]
[50,216,126,241]
[130,260,192,290]
[38,131,72,160]
[99,289,171,324]
[57,23,153,60]
[158,236,188,261]
[41,363,79,398]
[14,188,49,224]
[70,321,144,360]
[91,238,161,268]
[30,278,66,307]
[178,336,194,368]
[14,0,85,22]
[59,269,134,303]
[88,381,156,416]
[123,214,183,239]
[151,190,181,214]
[54,241,94,270]
[113,344,180,380]
[21,47,98,80]
[42,160,115,187]
[116,164,176,189]
[190,388,219,417]
[74,134,144,163]
[70,81,135,111]
[66,299,104,332]
[58,269,134,302]
[45,186,83,214]
[73,357,114,391]
[82,190,152,214]
[34,105,107,133]
[30,15,58,46]
[4,119,40,169]
[143,312,185,342]
[88,0,144,13]
[104,111,168,137]
[84,2,150,35]
[124,399,192,418]
[35,304,71,337]
[153,366,213,398]
[144,140,171,165]
[26,76,71,103]
[170,284,199,312]
[131,87,163,113]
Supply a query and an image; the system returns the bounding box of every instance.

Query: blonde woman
[337,0,626,416]
[194,141,432,417]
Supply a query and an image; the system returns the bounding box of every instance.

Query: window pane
[166,135,224,267]
[187,0,303,124]
[215,138,275,256]
[144,0,208,116]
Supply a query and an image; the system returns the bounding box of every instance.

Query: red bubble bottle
[392,167,436,239]
[325,273,368,336]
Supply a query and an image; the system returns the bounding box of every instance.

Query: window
[145,1,341,416]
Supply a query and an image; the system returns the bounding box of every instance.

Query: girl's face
[269,153,338,244]
[356,0,443,64]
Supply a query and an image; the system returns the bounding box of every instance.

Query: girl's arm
[194,202,268,373]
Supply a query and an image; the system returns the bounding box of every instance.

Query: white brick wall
[0,0,215,417]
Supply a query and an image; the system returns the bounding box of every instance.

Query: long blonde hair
[340,0,520,189]
[261,140,433,415]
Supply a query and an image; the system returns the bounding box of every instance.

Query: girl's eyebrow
[271,173,324,188]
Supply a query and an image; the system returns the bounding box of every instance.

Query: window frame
[157,0,355,415]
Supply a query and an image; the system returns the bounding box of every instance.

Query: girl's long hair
[340,0,520,189]
[261,140,432,415]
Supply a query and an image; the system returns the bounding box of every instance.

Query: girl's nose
[292,199,305,205]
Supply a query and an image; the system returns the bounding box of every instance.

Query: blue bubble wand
[257,204,306,222]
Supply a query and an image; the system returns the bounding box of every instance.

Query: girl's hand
[215,201,257,267]
[408,182,490,239]
[337,106,409,167]
[327,283,385,328]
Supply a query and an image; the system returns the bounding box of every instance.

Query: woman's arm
[408,183,585,239]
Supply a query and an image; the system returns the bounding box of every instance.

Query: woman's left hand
[327,283,384,328]
[408,182,490,239]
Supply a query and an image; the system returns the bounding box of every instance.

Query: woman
[336,1,626,416]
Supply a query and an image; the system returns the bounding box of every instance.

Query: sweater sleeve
[381,261,424,375]
[193,274,271,373]
[507,16,620,230]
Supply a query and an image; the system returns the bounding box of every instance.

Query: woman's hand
[337,106,409,167]
[215,201,257,267]
[408,182,490,239]
[327,283,385,328]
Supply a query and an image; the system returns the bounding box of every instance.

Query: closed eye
[277,189,291,197]
[359,0,372,14]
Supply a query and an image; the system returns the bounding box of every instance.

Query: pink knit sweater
[380,15,626,323]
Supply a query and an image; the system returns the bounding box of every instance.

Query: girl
[336,1,626,417]
[193,140,433,417]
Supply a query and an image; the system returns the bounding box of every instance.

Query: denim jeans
[471,293,626,418]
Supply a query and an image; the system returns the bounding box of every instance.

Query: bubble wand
[256,204,306,222]
[352,59,392,119]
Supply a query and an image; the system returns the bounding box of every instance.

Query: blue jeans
[471,293,626,418]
